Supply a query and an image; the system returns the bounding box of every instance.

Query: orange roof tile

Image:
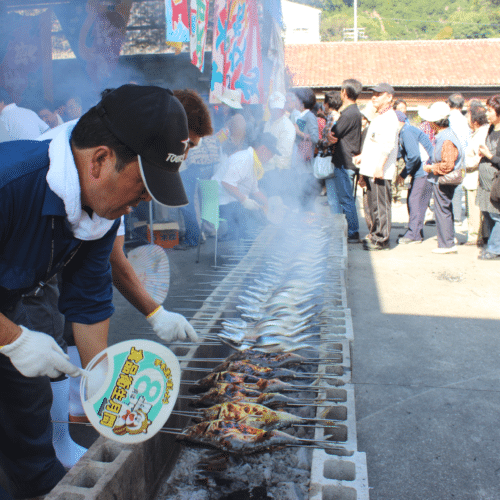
[285,39,500,88]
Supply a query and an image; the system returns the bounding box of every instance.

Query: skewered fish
[189,371,298,394]
[225,350,308,367]
[196,402,306,430]
[212,360,308,380]
[176,420,311,455]
[190,385,303,408]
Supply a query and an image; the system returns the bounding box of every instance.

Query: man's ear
[90,146,114,179]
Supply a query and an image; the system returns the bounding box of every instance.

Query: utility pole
[354,0,358,42]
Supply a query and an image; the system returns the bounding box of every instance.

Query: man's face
[285,92,297,112]
[371,91,393,112]
[39,109,58,128]
[270,107,285,121]
[256,144,274,163]
[92,157,152,220]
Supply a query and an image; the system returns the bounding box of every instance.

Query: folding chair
[196,179,226,267]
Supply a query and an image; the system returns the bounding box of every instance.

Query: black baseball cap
[95,84,190,207]
[257,132,281,156]
[370,82,395,95]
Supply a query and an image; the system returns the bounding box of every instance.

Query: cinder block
[314,385,357,453]
[309,451,369,500]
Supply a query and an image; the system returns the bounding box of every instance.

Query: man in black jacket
[326,79,363,243]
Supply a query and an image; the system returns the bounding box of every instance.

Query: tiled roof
[285,39,500,88]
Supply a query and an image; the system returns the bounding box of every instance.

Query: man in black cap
[354,82,400,250]
[0,84,190,498]
[213,132,280,240]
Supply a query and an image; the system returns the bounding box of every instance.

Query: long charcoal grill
[45,213,369,500]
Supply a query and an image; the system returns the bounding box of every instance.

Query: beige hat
[418,102,451,123]
[269,91,286,109]
[218,88,243,109]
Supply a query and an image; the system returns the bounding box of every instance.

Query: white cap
[269,91,286,109]
[218,88,243,109]
[418,102,451,123]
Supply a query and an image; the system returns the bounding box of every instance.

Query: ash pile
[157,213,368,500]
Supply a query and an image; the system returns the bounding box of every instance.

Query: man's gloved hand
[1,326,82,378]
[146,306,199,343]
[242,197,261,211]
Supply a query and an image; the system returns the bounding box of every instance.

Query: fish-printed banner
[189,0,209,72]
[210,0,263,105]
[165,0,190,42]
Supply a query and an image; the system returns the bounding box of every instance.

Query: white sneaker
[432,246,458,254]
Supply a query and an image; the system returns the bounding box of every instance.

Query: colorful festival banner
[165,0,190,43]
[210,0,263,105]
[189,0,209,72]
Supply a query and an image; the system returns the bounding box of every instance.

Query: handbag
[437,168,464,186]
[313,154,335,179]
[490,169,500,204]
[297,138,313,162]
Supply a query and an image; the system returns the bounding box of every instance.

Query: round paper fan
[127,244,170,304]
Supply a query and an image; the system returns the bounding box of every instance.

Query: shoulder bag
[437,167,464,186]
[313,154,335,179]
[490,169,500,204]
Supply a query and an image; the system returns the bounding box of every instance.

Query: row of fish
[176,223,339,456]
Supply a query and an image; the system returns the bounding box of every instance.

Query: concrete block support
[309,451,370,500]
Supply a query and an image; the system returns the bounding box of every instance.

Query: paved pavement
[350,194,500,500]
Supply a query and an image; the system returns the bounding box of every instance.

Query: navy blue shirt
[0,140,118,324]
[398,124,434,179]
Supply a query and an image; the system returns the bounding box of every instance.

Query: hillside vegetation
[298,0,500,41]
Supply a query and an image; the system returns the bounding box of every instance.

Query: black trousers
[433,182,456,248]
[0,279,66,498]
[365,177,392,245]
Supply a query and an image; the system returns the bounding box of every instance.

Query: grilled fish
[176,420,303,454]
[212,360,304,380]
[190,371,297,394]
[191,385,302,408]
[225,350,307,367]
[198,402,305,430]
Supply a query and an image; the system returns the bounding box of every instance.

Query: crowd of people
[179,83,499,260]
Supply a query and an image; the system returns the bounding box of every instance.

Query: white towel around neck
[43,121,115,240]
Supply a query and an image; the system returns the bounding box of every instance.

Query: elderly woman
[421,102,464,253]
[476,94,500,259]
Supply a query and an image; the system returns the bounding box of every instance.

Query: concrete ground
[350,194,500,500]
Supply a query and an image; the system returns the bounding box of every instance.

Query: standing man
[0,87,49,139]
[447,93,470,225]
[261,91,296,200]
[394,111,434,244]
[463,104,489,245]
[0,84,190,499]
[354,82,400,250]
[325,79,363,243]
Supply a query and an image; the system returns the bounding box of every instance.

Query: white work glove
[1,326,82,378]
[242,197,261,211]
[146,306,199,343]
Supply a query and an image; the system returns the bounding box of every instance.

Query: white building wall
[282,0,321,44]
